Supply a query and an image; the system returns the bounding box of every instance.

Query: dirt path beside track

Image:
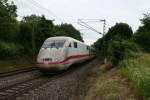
[84,64,139,100]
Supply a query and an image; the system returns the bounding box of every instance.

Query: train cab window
[69,43,72,48]
[74,42,78,48]
[87,46,89,50]
[42,40,66,48]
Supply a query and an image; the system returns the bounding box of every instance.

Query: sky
[12,0,150,45]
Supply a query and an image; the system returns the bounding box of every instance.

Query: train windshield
[42,40,66,48]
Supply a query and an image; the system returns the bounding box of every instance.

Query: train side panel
[36,36,95,71]
[65,40,91,65]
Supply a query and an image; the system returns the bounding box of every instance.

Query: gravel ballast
[16,59,98,100]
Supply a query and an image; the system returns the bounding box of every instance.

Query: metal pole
[100,19,106,36]
[103,19,106,35]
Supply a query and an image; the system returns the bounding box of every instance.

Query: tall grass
[120,54,150,99]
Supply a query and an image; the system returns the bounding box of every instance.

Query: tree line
[0,0,83,60]
[93,13,150,66]
[92,13,150,99]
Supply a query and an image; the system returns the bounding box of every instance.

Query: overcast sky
[12,0,150,45]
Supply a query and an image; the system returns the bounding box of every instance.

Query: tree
[107,39,139,65]
[0,0,18,42]
[0,2,84,60]
[105,23,133,42]
[94,23,133,53]
[18,15,55,55]
[17,15,84,59]
[134,13,150,52]
[54,24,84,42]
[93,23,136,65]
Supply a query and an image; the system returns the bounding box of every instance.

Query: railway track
[0,60,93,100]
[0,59,96,100]
[0,67,37,78]
[0,71,73,100]
[0,67,42,99]
[0,76,49,100]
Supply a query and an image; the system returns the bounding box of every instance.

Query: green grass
[84,66,137,100]
[120,54,150,99]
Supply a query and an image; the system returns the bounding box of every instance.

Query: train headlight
[43,58,52,61]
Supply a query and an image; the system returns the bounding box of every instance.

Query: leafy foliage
[105,23,133,41]
[17,15,55,55]
[0,0,83,59]
[54,24,83,42]
[107,39,139,65]
[0,41,24,59]
[0,0,18,42]
[93,23,137,66]
[17,15,83,56]
[134,13,150,52]
[94,23,133,52]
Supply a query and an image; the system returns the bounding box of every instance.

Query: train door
[67,41,74,57]
[73,41,78,55]
[67,41,78,56]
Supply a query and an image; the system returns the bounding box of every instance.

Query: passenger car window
[74,42,77,48]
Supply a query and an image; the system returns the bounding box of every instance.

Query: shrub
[134,13,150,52]
[0,41,24,59]
[107,39,139,66]
[134,30,150,52]
[105,23,133,41]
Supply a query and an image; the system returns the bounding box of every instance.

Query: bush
[0,41,24,59]
[107,39,139,66]
[105,23,133,41]
[134,30,150,52]
[120,54,150,99]
[134,13,150,52]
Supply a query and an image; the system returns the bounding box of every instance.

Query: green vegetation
[0,41,24,59]
[93,23,137,66]
[107,39,139,66]
[0,0,83,60]
[121,54,150,99]
[93,12,150,99]
[0,0,18,43]
[1,0,150,98]
[0,0,83,72]
[84,65,137,100]
[134,13,150,52]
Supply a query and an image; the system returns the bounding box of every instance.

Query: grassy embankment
[0,58,35,73]
[121,54,150,99]
[84,64,138,100]
[84,54,150,100]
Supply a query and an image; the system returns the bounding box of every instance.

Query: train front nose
[37,48,65,70]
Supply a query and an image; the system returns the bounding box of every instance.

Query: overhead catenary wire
[30,0,62,21]
[78,19,102,34]
[7,0,106,35]
[21,0,50,17]
[78,19,106,35]
[78,22,102,34]
[15,0,62,22]
[16,0,42,15]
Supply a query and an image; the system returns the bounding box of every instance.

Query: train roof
[46,36,85,45]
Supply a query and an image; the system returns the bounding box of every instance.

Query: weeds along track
[0,60,94,100]
[0,67,37,78]
[0,68,40,90]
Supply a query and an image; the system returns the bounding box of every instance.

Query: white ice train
[37,36,95,71]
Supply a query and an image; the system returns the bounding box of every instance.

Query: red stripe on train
[37,54,90,64]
